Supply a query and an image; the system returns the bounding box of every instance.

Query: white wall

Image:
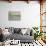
[0,1,40,28]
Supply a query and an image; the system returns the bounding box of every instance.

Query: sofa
[0,27,34,43]
[7,27,34,43]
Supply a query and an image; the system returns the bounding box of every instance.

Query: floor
[21,40,46,46]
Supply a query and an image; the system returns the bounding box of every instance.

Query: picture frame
[8,11,21,21]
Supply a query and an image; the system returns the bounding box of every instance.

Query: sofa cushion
[9,33,34,43]
[8,27,14,34]
[0,28,2,35]
[21,28,27,35]
[14,28,21,33]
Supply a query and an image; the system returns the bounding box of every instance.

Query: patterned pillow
[14,28,21,33]
[8,27,14,34]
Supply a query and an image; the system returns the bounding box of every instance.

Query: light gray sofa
[3,27,34,43]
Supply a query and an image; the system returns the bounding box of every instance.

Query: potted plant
[32,27,38,40]
[32,27,43,40]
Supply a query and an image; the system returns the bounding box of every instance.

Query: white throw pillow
[2,28,10,36]
[21,28,27,35]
